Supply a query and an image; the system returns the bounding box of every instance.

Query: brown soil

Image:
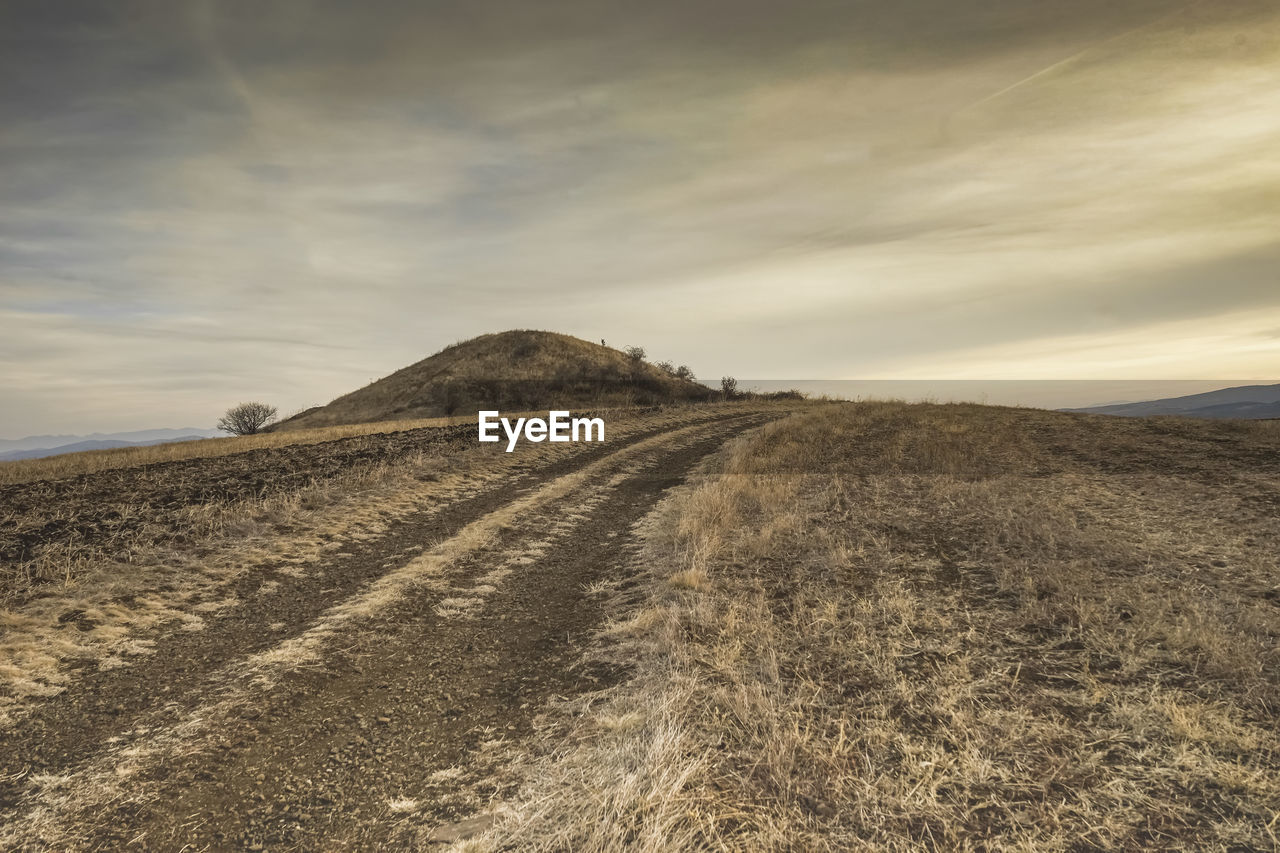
[0,408,782,850]
[0,423,472,580]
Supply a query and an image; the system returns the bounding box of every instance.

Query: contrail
[959,1,1204,113]
[964,45,1100,111]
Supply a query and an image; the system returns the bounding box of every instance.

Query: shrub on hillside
[217,402,278,435]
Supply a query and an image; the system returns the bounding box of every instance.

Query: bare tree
[675,364,694,380]
[721,376,738,400]
[217,401,278,435]
[654,360,676,375]
[623,345,646,363]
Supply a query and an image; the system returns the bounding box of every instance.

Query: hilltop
[275,331,715,431]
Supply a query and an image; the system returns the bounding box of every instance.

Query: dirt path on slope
[0,408,738,767]
[0,411,778,851]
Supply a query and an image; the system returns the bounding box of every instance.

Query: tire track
[1,410,780,851]
[0,409,736,783]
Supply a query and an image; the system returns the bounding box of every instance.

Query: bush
[624,345,646,362]
[217,401,278,435]
[721,376,738,400]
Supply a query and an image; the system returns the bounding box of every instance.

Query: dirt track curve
[0,410,778,850]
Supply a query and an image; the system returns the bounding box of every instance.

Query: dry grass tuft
[667,568,711,591]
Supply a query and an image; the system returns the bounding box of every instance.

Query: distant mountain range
[1066,383,1280,419]
[0,428,221,462]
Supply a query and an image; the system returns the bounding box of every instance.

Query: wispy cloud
[1,0,1277,433]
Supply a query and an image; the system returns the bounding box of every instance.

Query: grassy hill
[276,330,715,431]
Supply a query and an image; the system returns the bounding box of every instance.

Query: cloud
[0,0,1278,434]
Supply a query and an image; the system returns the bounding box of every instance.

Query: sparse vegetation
[0,403,726,595]
[277,331,712,430]
[217,401,278,435]
[0,414,479,486]
[11,395,1278,850]
[720,375,738,400]
[0,423,476,600]
[0,403,788,848]
[473,402,1280,851]
[751,388,806,401]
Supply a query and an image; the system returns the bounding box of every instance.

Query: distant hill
[1065,383,1280,419]
[275,330,716,431]
[0,428,221,458]
[0,434,213,462]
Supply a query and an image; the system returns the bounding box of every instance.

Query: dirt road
[0,409,779,850]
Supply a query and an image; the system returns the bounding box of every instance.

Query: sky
[2,0,1279,436]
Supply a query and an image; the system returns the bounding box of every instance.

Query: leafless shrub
[217,402,278,435]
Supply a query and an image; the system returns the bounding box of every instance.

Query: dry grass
[280,330,715,430]
[0,446,469,726]
[470,402,1280,851]
[0,403,725,600]
[0,410,781,848]
[0,405,759,730]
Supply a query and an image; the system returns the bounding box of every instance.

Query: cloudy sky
[2,0,1278,435]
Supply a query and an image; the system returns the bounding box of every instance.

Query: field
[0,402,785,848]
[0,414,512,487]
[2,402,1277,850]
[476,403,1280,851]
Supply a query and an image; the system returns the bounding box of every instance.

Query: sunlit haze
[2,1,1278,435]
